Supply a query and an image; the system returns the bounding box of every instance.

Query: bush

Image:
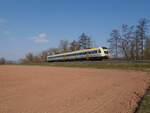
[0,57,6,64]
[19,52,42,64]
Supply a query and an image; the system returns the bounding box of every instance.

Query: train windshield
[102,47,109,54]
[104,51,108,54]
[102,47,107,49]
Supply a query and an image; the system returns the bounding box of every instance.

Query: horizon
[0,0,150,61]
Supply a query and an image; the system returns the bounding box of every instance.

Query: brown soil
[0,65,150,113]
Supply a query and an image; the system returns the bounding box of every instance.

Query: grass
[18,62,150,71]
[136,89,150,113]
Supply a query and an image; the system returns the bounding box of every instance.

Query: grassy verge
[16,62,150,71]
[136,89,150,113]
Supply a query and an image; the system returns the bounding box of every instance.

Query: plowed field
[0,65,150,113]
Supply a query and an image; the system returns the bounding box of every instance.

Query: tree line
[1,18,149,64]
[0,57,16,65]
[108,18,150,60]
[20,33,94,63]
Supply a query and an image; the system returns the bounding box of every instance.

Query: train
[47,47,109,62]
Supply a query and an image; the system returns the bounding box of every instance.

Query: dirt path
[0,65,150,113]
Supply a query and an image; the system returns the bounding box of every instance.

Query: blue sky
[0,0,150,60]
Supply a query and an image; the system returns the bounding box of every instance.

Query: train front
[102,47,109,59]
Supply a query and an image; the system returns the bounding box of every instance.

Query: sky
[0,0,150,61]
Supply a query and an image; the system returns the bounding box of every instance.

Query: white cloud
[0,18,6,24]
[3,30,11,35]
[0,30,11,35]
[30,33,49,43]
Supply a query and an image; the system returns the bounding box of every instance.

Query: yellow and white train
[47,47,109,62]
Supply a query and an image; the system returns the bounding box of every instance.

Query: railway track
[48,59,150,63]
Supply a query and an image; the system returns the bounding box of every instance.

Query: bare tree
[19,58,28,64]
[70,40,80,51]
[87,36,91,49]
[25,52,34,62]
[130,41,136,59]
[121,24,135,59]
[48,48,59,55]
[135,30,140,60]
[59,40,69,52]
[79,33,92,49]
[136,18,149,59]
[144,37,150,59]
[40,50,48,61]
[108,29,121,58]
[33,55,41,63]
[20,52,41,64]
[107,18,149,60]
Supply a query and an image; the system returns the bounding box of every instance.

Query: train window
[89,50,97,54]
[94,50,97,54]
[98,49,101,53]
